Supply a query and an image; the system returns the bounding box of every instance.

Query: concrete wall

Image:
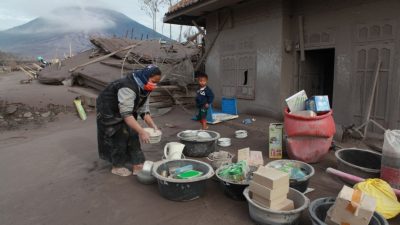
[291,0,400,129]
[205,0,288,118]
[204,0,400,128]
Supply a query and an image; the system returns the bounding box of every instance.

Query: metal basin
[177,130,220,157]
[243,187,309,225]
[152,159,214,201]
[335,148,381,179]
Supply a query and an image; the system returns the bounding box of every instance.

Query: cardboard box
[272,198,294,211]
[249,151,264,167]
[249,191,287,208]
[249,181,289,200]
[269,123,283,159]
[285,90,308,112]
[325,207,339,225]
[290,110,317,117]
[237,147,250,164]
[325,216,339,225]
[252,167,289,189]
[330,186,376,225]
[305,95,331,113]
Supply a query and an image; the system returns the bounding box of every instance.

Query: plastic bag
[381,130,400,189]
[218,161,249,182]
[354,178,400,219]
[383,130,400,158]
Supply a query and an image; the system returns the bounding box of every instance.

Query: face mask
[144,81,157,91]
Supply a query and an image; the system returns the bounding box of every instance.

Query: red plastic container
[284,108,336,138]
[286,136,333,163]
[284,108,336,163]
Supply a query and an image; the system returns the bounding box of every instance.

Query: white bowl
[235,130,248,139]
[218,138,231,147]
[144,128,162,144]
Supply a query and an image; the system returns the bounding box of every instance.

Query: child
[195,72,214,130]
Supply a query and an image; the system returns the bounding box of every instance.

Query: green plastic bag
[354,178,400,219]
[218,161,248,182]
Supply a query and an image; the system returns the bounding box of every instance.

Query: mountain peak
[0,7,168,58]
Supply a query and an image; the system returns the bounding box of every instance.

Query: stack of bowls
[218,138,231,147]
[144,128,162,144]
[235,130,248,139]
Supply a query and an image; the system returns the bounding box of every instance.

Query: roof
[166,0,204,15]
[164,0,245,26]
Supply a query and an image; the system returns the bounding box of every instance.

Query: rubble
[5,105,18,115]
[23,112,33,118]
[37,37,202,111]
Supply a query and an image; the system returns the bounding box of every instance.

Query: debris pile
[37,37,201,112]
[0,101,73,130]
[18,63,43,84]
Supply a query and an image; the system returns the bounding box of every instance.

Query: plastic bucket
[335,148,381,179]
[265,160,315,193]
[215,165,249,201]
[308,197,388,225]
[152,159,214,201]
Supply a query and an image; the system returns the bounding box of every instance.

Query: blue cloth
[196,86,214,108]
[132,65,159,94]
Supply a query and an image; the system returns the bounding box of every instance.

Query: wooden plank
[19,66,35,79]
[149,101,174,108]
[69,41,144,72]
[195,13,230,71]
[31,63,43,71]
[149,96,172,103]
[157,85,181,91]
[192,20,206,36]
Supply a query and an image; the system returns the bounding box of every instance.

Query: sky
[0,0,189,40]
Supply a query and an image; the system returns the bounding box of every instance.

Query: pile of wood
[18,63,43,84]
[38,37,201,112]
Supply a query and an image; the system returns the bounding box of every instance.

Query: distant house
[164,0,400,132]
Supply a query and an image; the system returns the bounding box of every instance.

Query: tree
[139,0,166,31]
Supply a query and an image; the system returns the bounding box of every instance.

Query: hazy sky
[0,0,186,39]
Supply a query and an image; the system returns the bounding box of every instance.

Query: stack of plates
[144,128,162,144]
[235,130,248,139]
[218,138,231,147]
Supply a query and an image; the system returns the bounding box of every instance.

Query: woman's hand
[139,130,150,143]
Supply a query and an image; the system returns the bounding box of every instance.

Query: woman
[96,65,161,176]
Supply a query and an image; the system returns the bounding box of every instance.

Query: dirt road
[1,72,398,225]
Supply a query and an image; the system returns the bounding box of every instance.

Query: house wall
[204,0,400,129]
[291,0,400,129]
[205,0,288,118]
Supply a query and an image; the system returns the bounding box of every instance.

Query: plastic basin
[265,159,315,193]
[177,130,220,157]
[308,197,388,225]
[243,187,310,225]
[335,148,381,179]
[152,159,214,201]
